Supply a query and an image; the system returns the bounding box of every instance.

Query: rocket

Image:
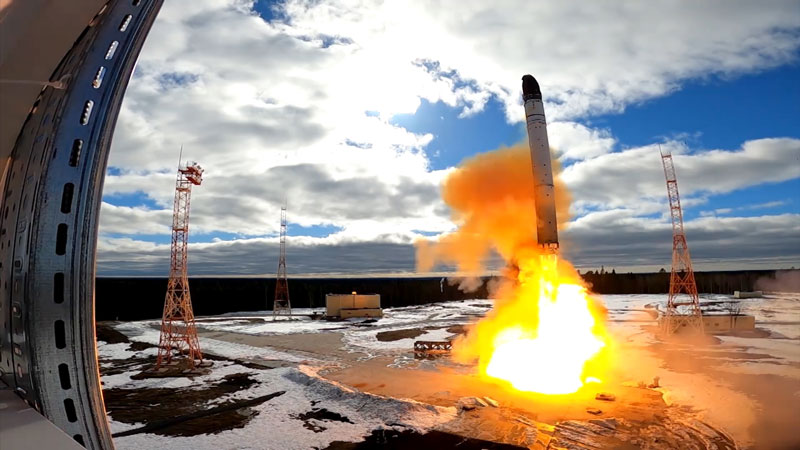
[522,74,559,250]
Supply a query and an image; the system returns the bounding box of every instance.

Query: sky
[98,0,800,276]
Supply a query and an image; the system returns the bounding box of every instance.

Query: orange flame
[417,145,609,395]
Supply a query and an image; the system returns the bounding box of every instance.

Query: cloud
[699,200,793,217]
[97,211,800,275]
[548,122,616,161]
[561,138,800,214]
[279,0,800,120]
[98,0,800,275]
[562,213,800,271]
[97,235,418,276]
[99,203,172,235]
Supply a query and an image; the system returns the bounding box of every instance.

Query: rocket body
[522,75,559,249]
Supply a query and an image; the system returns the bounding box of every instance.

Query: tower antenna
[660,147,704,335]
[273,203,292,319]
[156,158,207,368]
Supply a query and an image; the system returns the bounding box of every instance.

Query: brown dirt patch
[375,328,427,342]
[293,408,353,433]
[105,372,260,436]
[112,391,285,438]
[324,429,526,449]
[446,325,468,335]
[128,341,153,351]
[96,323,130,344]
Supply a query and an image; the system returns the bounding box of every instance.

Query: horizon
[95,267,798,279]
[99,0,800,276]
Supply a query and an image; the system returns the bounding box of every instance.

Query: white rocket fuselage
[522,75,559,249]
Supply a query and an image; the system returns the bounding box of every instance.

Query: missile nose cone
[522,74,542,101]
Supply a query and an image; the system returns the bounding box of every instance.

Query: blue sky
[104,63,799,257]
[109,61,800,220]
[99,0,800,275]
[391,98,523,171]
[587,64,800,151]
[390,64,800,220]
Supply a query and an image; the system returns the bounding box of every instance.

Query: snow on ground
[100,293,799,449]
[114,321,309,362]
[195,300,493,337]
[114,321,162,345]
[602,292,800,376]
[214,308,326,318]
[198,318,342,335]
[345,326,457,351]
[97,342,144,360]
[98,300,490,448]
[108,419,145,434]
[599,292,800,449]
[379,300,493,324]
[105,360,455,450]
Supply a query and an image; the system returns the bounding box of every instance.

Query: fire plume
[417,145,609,395]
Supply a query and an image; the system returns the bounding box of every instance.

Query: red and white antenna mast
[273,205,292,319]
[660,149,704,335]
[156,156,206,368]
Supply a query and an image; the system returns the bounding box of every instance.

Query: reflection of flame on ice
[482,255,607,395]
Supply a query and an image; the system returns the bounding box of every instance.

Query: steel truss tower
[157,160,205,367]
[273,206,292,318]
[661,150,704,335]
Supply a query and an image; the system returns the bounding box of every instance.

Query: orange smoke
[417,145,571,274]
[417,144,609,395]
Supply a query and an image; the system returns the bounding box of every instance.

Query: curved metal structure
[0,1,163,448]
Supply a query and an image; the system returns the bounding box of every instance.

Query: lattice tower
[156,160,204,367]
[661,150,704,335]
[273,205,292,318]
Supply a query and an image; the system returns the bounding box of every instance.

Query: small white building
[326,293,382,318]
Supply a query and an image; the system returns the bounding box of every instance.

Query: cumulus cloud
[562,213,800,272]
[562,138,800,214]
[97,211,800,275]
[99,203,172,235]
[279,0,800,120]
[98,0,800,275]
[548,122,616,161]
[97,235,419,276]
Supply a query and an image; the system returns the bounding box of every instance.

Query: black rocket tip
[522,74,542,100]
